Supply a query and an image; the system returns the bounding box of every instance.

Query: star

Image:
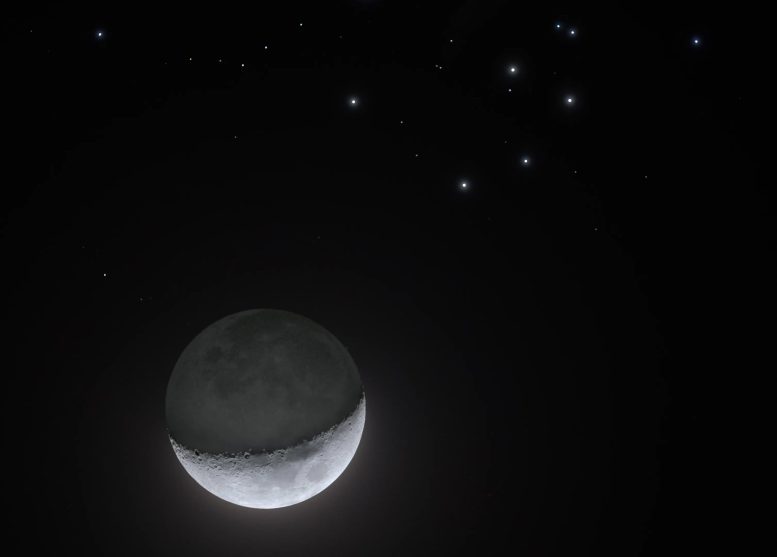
[460,181,469,190]
[691,36,702,47]
[103,273,107,277]
[555,22,563,30]
[565,95,576,106]
[348,97,359,106]
[508,65,518,75]
[568,28,577,37]
[521,156,530,167]
[96,30,104,39]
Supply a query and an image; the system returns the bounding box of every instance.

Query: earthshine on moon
[165,309,366,509]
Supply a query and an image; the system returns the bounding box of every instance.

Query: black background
[2,1,768,555]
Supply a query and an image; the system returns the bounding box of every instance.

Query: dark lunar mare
[165,309,363,454]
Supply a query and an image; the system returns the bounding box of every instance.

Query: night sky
[2,1,769,555]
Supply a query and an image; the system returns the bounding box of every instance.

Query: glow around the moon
[169,393,365,509]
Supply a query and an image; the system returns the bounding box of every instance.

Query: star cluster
[4,4,725,307]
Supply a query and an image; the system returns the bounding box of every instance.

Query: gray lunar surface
[165,309,365,508]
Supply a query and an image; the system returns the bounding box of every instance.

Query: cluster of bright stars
[344,57,534,191]
[90,21,701,197]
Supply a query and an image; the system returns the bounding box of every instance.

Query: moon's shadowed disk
[165,309,365,509]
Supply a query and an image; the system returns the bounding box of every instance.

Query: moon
[165,309,366,509]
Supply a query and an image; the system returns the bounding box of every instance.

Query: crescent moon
[165,309,366,509]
